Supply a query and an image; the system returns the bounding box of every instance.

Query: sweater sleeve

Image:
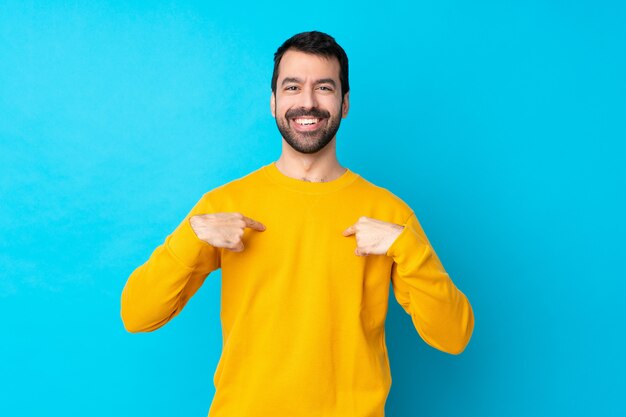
[120,193,221,333]
[386,211,474,355]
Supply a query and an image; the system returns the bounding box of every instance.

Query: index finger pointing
[342,225,356,236]
[243,216,266,231]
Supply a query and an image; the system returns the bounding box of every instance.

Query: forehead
[277,49,340,82]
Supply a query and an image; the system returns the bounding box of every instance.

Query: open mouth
[291,117,327,132]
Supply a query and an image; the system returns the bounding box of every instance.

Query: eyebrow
[281,77,337,88]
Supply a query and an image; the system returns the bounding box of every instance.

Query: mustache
[286,108,330,119]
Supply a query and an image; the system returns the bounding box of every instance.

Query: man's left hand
[342,216,404,256]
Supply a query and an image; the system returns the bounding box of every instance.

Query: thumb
[229,241,245,252]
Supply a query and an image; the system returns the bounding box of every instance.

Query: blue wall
[1,1,624,416]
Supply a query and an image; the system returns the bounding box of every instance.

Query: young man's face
[271,49,349,154]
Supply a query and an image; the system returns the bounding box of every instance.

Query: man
[121,30,474,417]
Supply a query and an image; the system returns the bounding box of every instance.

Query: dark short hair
[271,31,349,99]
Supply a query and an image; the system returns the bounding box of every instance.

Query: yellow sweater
[121,161,474,417]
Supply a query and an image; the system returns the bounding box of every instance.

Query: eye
[318,86,333,91]
[285,86,298,91]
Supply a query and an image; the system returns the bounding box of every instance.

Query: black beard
[275,107,343,154]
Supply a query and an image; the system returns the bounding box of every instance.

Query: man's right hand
[189,212,266,252]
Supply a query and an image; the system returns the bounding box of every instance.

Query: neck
[275,148,346,183]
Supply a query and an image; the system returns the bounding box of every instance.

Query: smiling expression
[271,49,350,154]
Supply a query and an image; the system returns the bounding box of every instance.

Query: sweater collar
[262,161,359,194]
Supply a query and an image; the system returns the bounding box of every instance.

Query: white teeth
[294,118,320,125]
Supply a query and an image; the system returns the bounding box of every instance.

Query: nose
[301,86,318,109]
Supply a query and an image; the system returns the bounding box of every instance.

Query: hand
[342,216,404,256]
[189,212,266,252]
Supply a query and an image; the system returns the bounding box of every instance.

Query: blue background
[1,1,624,416]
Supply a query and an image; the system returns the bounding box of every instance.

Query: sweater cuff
[166,216,215,269]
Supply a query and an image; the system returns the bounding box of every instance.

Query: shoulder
[353,173,414,220]
[198,165,267,210]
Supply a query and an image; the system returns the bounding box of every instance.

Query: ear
[270,92,276,118]
[341,91,350,118]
